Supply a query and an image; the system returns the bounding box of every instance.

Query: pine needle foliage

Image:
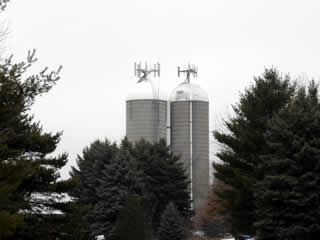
[0,50,66,239]
[255,81,320,240]
[0,211,23,240]
[88,139,143,239]
[132,139,192,232]
[158,202,185,240]
[213,68,296,234]
[114,195,145,240]
[72,138,191,239]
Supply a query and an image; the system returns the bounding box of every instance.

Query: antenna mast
[177,64,198,83]
[134,62,160,83]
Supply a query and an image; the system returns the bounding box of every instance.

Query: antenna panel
[133,61,161,81]
[138,63,141,77]
[177,64,198,82]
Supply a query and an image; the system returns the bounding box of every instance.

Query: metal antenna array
[134,62,160,83]
[177,64,198,83]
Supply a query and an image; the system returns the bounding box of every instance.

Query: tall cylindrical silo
[169,82,209,210]
[126,80,167,143]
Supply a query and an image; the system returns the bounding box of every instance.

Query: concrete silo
[169,66,209,210]
[126,63,167,143]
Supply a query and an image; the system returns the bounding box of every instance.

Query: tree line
[67,138,192,240]
[2,57,320,240]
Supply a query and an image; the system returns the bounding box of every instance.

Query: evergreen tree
[0,211,23,240]
[70,139,119,204]
[0,50,66,239]
[0,159,27,240]
[89,139,143,239]
[72,138,190,239]
[68,139,119,239]
[213,68,296,234]
[158,202,185,240]
[255,82,320,240]
[132,139,192,232]
[59,202,91,240]
[114,195,145,240]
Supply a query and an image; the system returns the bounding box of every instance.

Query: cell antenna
[134,62,161,83]
[177,64,198,83]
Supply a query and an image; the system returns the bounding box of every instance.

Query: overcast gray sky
[2,0,320,179]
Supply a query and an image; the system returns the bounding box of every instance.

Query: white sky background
[2,0,320,179]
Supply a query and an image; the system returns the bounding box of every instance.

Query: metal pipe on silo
[189,100,193,209]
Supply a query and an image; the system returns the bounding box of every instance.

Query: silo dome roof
[169,82,209,102]
[126,80,167,101]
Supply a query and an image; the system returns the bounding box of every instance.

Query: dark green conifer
[68,139,119,239]
[70,139,119,204]
[89,139,143,239]
[213,68,296,234]
[0,50,66,239]
[158,202,185,240]
[255,82,320,240]
[114,195,145,240]
[132,139,192,232]
[71,138,190,239]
